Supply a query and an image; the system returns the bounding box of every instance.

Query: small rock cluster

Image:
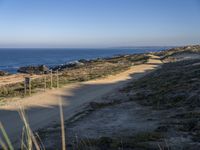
[0,70,9,76]
[51,60,86,71]
[18,65,49,74]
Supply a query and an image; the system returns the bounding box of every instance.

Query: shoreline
[1,44,198,100]
[0,47,169,74]
[0,54,149,97]
[0,45,199,99]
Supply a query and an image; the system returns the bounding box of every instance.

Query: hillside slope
[155,45,200,62]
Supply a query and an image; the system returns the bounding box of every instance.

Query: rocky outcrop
[18,65,49,74]
[52,61,85,71]
[0,70,9,76]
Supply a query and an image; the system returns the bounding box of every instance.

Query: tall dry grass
[0,101,66,150]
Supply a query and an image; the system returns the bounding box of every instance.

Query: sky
[0,0,199,48]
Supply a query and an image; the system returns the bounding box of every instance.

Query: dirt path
[0,55,162,147]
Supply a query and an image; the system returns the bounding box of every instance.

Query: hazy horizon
[0,0,199,48]
[0,46,176,49]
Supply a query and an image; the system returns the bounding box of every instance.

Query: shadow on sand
[0,63,160,147]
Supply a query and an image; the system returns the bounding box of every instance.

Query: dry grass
[0,54,151,149]
[125,59,200,109]
[0,54,149,100]
[0,101,67,150]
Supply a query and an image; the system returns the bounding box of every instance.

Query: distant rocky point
[18,65,49,74]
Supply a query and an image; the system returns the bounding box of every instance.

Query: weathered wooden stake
[24,77,31,96]
[44,75,47,91]
[56,70,59,88]
[50,70,53,89]
[24,80,27,95]
[29,78,31,96]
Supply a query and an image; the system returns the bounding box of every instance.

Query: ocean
[0,47,170,73]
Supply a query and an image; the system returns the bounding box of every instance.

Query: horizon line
[0,45,183,49]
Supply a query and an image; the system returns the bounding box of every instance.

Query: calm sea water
[0,47,169,73]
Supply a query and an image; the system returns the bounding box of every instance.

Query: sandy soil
[0,55,162,147]
[66,101,162,138]
[41,99,165,147]
[0,73,42,87]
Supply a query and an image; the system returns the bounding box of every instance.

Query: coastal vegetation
[36,45,200,149]
[1,45,200,149]
[155,45,200,62]
[0,54,149,100]
[125,58,200,109]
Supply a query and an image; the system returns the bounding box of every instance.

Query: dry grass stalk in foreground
[0,108,42,150]
[0,122,14,150]
[0,102,67,150]
[59,99,66,150]
[18,108,41,150]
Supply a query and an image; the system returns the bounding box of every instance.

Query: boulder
[52,61,85,71]
[0,70,9,76]
[78,59,89,63]
[18,65,49,74]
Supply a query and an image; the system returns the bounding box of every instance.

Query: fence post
[24,77,31,96]
[44,75,47,91]
[29,78,31,96]
[24,80,27,96]
[50,69,53,89]
[56,70,59,88]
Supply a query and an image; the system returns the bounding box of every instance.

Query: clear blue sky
[0,0,199,48]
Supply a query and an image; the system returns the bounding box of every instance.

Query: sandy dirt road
[0,55,161,147]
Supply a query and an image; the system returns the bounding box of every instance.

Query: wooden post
[24,77,31,96]
[29,78,31,96]
[56,70,59,88]
[44,75,47,91]
[24,80,27,96]
[50,69,53,89]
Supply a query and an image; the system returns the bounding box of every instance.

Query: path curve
[0,55,162,147]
